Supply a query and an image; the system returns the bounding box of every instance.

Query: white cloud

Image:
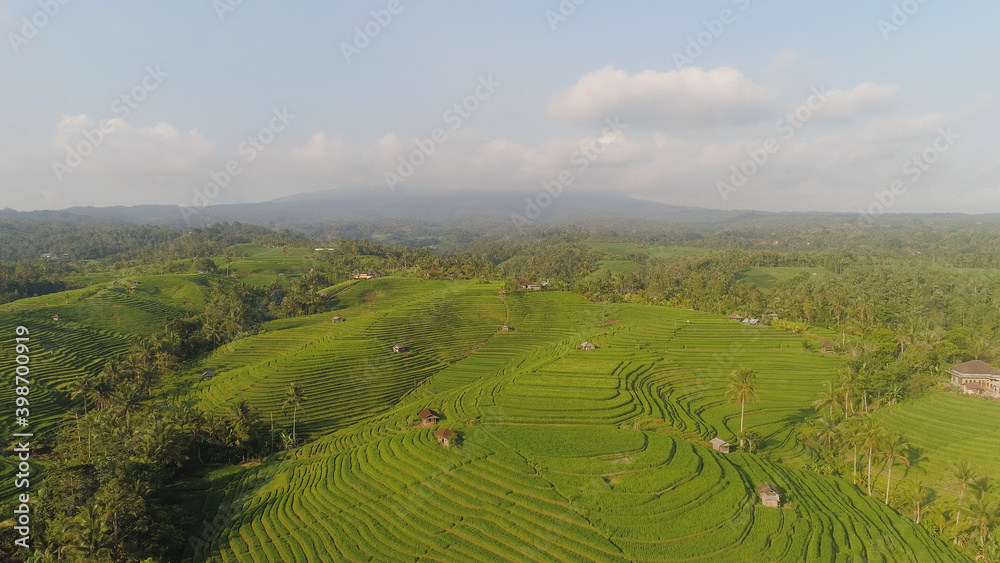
[0,98,986,215]
[547,65,774,129]
[820,82,900,119]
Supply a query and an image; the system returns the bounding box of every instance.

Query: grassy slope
[0,276,210,438]
[879,391,1000,509]
[177,282,962,562]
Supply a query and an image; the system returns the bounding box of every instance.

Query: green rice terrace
[1,274,971,561]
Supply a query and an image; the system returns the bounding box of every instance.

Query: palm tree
[59,505,110,559]
[967,485,999,541]
[227,400,257,453]
[902,480,929,524]
[883,433,910,505]
[816,416,838,448]
[860,416,885,496]
[69,375,95,415]
[282,383,307,446]
[837,417,864,486]
[813,381,840,419]
[838,369,857,415]
[952,461,979,530]
[727,367,758,447]
[112,382,145,431]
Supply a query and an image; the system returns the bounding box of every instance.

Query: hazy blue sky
[1,0,997,214]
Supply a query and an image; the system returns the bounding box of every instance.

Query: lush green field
[0,273,966,561]
[0,276,208,437]
[167,280,962,562]
[879,391,1000,507]
[209,245,327,286]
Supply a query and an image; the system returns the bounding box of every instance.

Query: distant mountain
[6,188,995,232]
[12,188,747,229]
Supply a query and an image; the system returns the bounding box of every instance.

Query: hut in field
[820,340,837,354]
[331,316,345,324]
[710,438,732,454]
[728,314,744,322]
[435,428,459,448]
[393,344,408,354]
[418,409,441,426]
[201,370,216,381]
[51,315,62,322]
[581,342,597,351]
[757,483,781,508]
[501,324,512,333]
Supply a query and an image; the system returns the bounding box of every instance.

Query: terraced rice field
[178,279,962,562]
[0,278,206,436]
[879,391,1000,506]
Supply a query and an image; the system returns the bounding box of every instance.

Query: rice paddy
[167,278,961,561]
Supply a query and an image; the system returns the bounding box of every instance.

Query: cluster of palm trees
[808,382,910,504]
[807,383,1000,558]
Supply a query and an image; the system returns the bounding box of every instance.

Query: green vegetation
[6,217,1000,561]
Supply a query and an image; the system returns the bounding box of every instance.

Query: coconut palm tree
[838,369,857,415]
[68,375,96,415]
[727,367,758,447]
[814,381,840,419]
[860,415,885,496]
[952,461,979,530]
[837,417,864,486]
[282,383,307,447]
[59,505,110,559]
[883,433,910,505]
[815,416,838,449]
[968,484,999,541]
[902,480,929,524]
[112,382,146,431]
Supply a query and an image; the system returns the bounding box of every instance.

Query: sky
[0,0,998,214]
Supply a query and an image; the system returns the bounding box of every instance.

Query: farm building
[393,344,408,354]
[419,409,441,426]
[202,371,216,381]
[581,342,597,351]
[518,279,541,291]
[434,428,459,448]
[767,313,779,319]
[501,324,512,333]
[820,340,837,354]
[51,315,62,322]
[757,483,781,508]
[728,314,744,322]
[331,316,345,324]
[352,270,382,280]
[949,360,1000,398]
[709,438,732,454]
[742,318,760,326]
